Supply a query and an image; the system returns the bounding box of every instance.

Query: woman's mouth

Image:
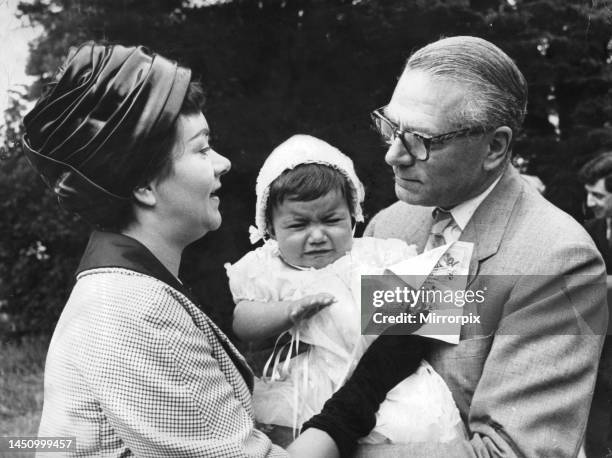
[210,186,221,202]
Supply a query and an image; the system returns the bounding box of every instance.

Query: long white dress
[225,237,464,444]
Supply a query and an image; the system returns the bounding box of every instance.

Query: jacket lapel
[201,313,254,391]
[460,165,523,284]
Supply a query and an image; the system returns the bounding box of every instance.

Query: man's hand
[289,293,336,324]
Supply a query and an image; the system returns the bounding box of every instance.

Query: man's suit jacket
[584,218,612,274]
[362,165,608,458]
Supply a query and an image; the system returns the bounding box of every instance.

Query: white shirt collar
[447,174,502,231]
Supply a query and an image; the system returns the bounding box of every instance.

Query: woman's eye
[199,146,211,155]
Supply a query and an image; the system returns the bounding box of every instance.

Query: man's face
[383,70,495,208]
[585,178,612,219]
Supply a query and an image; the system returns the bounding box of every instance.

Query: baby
[226,134,464,446]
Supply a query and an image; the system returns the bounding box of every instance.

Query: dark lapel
[584,218,612,273]
[585,218,607,251]
[459,165,522,284]
[77,230,254,390]
[77,231,184,292]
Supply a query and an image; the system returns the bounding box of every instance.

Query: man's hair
[265,163,353,232]
[405,36,528,138]
[578,152,612,192]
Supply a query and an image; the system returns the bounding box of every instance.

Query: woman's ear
[484,126,512,172]
[132,184,157,207]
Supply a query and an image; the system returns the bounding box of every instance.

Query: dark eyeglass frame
[370,106,490,161]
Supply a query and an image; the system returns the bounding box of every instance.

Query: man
[364,36,608,457]
[579,152,612,272]
[578,153,612,457]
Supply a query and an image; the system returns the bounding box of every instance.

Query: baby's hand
[289,293,336,324]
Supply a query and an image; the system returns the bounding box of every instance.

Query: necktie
[428,208,454,249]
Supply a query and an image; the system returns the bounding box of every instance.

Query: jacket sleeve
[395,244,607,458]
[86,291,288,458]
[463,243,607,457]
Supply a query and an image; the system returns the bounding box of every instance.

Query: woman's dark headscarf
[22,43,191,223]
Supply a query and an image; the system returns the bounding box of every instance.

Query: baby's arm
[232,293,335,342]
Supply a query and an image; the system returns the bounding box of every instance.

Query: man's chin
[395,184,431,206]
[590,210,604,219]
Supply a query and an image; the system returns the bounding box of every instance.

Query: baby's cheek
[334,228,353,253]
[277,234,304,260]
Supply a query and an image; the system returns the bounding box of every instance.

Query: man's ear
[484,126,512,171]
[132,184,157,207]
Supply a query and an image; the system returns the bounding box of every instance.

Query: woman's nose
[212,150,231,176]
[385,137,415,167]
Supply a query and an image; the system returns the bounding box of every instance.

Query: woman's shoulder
[73,267,199,325]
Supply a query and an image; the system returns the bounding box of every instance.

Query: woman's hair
[98,81,206,231]
[264,163,354,233]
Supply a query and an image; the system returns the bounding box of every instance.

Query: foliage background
[2,0,612,341]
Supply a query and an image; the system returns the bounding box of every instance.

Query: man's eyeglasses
[370,106,489,161]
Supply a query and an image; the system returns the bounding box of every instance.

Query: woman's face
[153,113,231,241]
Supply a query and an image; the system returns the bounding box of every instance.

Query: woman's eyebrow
[188,128,210,142]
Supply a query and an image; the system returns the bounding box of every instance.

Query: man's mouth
[394,176,421,189]
[394,175,420,183]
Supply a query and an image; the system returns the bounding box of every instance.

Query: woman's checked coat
[37,231,287,457]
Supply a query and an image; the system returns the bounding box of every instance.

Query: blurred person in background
[578,152,612,457]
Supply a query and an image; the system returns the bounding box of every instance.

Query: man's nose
[385,138,415,167]
[586,193,596,208]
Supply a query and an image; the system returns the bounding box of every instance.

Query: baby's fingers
[290,294,336,323]
[308,293,336,307]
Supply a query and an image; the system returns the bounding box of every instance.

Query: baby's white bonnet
[251,134,365,244]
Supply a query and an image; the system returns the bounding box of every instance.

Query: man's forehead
[386,71,466,130]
